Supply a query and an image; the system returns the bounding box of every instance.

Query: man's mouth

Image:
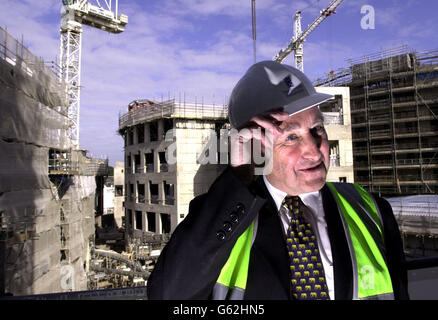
[299,162,324,172]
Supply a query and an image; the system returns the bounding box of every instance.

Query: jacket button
[236,203,245,215]
[223,222,232,232]
[216,230,226,241]
[230,213,239,224]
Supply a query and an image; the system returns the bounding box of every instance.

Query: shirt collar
[262,175,322,212]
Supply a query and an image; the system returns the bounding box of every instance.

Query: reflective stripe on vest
[326,182,394,300]
[212,220,255,300]
[213,183,394,300]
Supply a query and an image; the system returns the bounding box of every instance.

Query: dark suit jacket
[147,166,409,300]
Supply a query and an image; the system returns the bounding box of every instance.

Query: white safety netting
[0,139,52,193]
[0,27,97,295]
[76,175,97,200]
[386,195,438,235]
[386,195,438,217]
[0,27,71,150]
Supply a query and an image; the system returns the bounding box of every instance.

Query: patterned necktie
[283,196,329,300]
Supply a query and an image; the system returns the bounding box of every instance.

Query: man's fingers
[249,110,289,135]
[270,112,290,122]
[229,109,287,168]
[250,116,282,135]
[236,126,275,144]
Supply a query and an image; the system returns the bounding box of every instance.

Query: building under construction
[315,46,438,197]
[0,27,109,295]
[118,98,229,249]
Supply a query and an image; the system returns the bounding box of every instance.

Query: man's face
[266,106,330,195]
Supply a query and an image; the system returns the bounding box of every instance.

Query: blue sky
[1,0,438,166]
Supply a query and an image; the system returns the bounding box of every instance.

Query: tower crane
[273,0,344,71]
[60,0,128,149]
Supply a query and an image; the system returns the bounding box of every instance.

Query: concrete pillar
[142,211,146,231]
[128,128,133,145]
[125,209,134,233]
[145,212,149,231]
[144,123,150,143]
[133,125,138,145]
[154,150,158,173]
[142,123,147,144]
[159,180,164,204]
[155,213,162,234]
[158,119,164,141]
[139,149,145,170]
[135,181,139,204]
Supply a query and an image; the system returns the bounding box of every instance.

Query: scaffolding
[315,46,438,196]
[119,98,228,131]
[387,195,438,257]
[87,245,155,290]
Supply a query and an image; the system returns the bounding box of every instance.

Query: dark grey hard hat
[228,60,333,129]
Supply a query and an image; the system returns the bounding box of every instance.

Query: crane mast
[273,0,344,71]
[293,11,304,72]
[60,0,128,149]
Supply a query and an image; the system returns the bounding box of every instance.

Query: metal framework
[251,0,256,64]
[315,46,438,196]
[60,26,82,149]
[292,11,304,71]
[273,0,344,71]
[60,0,128,149]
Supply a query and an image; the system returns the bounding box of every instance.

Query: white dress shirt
[263,175,335,300]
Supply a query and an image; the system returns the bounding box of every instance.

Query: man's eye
[286,134,298,141]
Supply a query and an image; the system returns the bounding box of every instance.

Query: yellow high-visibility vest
[212,182,394,300]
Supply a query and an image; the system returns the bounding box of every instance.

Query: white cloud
[162,0,265,17]
[0,0,60,60]
[2,0,437,164]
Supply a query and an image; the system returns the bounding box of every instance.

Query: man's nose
[301,133,322,160]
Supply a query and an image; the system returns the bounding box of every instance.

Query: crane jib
[273,0,344,65]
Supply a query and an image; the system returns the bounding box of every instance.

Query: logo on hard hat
[284,75,295,96]
[264,66,302,96]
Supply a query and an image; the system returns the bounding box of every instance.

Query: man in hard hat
[147,61,409,300]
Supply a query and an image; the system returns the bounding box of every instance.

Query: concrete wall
[316,86,354,183]
[114,161,124,228]
[124,119,176,235]
[104,185,115,214]
[174,119,226,228]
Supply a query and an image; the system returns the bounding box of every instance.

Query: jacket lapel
[244,176,291,300]
[321,184,353,300]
